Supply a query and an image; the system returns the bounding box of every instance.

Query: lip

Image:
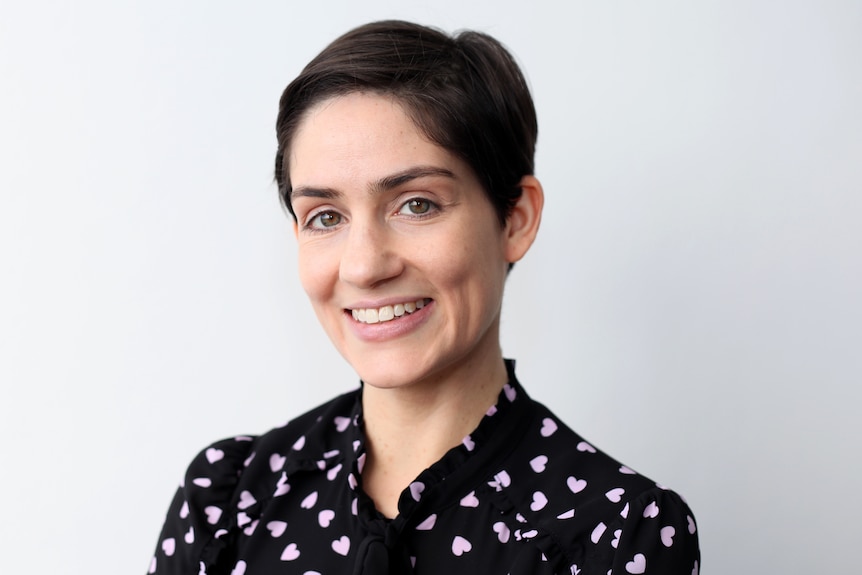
[344,299,434,342]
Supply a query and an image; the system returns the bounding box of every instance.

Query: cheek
[297,246,334,302]
[428,245,469,285]
[434,234,506,296]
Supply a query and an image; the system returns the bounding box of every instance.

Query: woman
[150,20,700,575]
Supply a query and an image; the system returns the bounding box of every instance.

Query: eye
[307,210,342,230]
[398,198,435,216]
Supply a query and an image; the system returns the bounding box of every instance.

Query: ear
[503,175,544,264]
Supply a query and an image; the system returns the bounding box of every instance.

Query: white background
[2,1,860,573]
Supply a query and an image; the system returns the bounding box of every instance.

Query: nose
[338,219,403,289]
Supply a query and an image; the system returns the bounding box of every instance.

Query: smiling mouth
[350,298,432,324]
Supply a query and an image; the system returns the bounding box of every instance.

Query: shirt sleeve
[610,488,700,575]
[147,437,257,575]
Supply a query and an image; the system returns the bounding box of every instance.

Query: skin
[288,92,543,517]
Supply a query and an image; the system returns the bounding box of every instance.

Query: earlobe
[504,175,544,263]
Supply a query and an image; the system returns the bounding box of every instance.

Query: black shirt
[149,361,700,574]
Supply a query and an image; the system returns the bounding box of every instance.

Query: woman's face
[288,93,513,390]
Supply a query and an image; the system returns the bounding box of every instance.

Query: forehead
[288,93,455,184]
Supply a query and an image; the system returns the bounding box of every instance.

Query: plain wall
[1,1,860,573]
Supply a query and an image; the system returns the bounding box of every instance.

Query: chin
[353,364,424,390]
[347,350,445,390]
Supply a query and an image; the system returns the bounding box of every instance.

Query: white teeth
[351,299,429,324]
[378,306,394,322]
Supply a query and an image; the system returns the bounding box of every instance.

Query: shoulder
[507,397,663,509]
[199,387,360,505]
[493,396,700,574]
[605,486,700,575]
[251,386,360,469]
[149,435,258,574]
[150,389,360,574]
[192,387,360,508]
[180,435,259,522]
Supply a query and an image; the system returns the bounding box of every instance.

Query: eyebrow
[290,166,456,202]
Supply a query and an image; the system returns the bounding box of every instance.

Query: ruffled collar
[342,359,533,574]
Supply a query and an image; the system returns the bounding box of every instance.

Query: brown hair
[274,20,538,225]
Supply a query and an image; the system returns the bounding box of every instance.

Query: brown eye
[400,198,433,215]
[310,211,341,229]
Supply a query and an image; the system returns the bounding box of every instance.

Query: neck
[359,345,508,518]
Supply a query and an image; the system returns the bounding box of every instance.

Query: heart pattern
[626,553,647,574]
[529,455,548,472]
[577,441,597,453]
[274,472,291,497]
[205,448,224,464]
[203,506,222,525]
[621,502,630,519]
[451,535,472,556]
[540,417,558,437]
[590,522,607,544]
[269,453,286,473]
[416,514,437,530]
[280,543,300,561]
[237,490,256,510]
[300,491,318,509]
[266,521,287,538]
[605,487,625,503]
[530,491,548,511]
[643,501,659,518]
[488,470,511,491]
[493,521,510,543]
[326,463,343,481]
[459,491,480,507]
[318,509,335,528]
[504,384,517,402]
[567,476,587,493]
[161,538,175,556]
[660,526,675,547]
[409,481,425,501]
[149,371,698,574]
[331,535,350,556]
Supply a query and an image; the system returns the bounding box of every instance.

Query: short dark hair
[274,20,538,226]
